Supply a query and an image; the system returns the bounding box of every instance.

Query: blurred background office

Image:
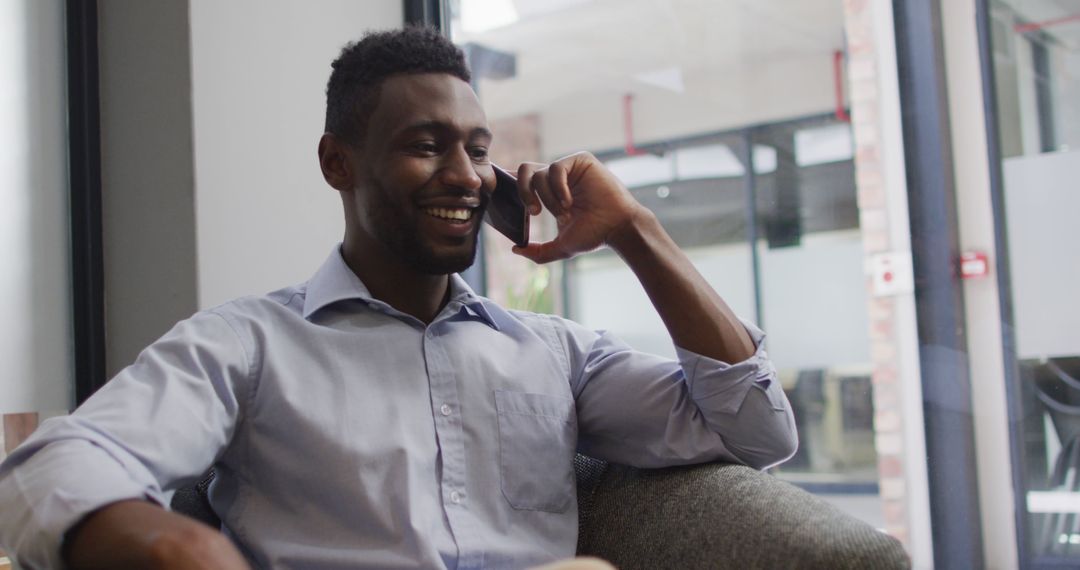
[2,1,1077,568]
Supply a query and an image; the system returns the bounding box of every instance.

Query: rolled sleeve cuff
[0,438,165,570]
[675,319,777,415]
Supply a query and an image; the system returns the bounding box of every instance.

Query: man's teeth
[424,207,472,221]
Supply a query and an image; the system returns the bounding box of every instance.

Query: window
[449,0,883,528]
[987,0,1080,561]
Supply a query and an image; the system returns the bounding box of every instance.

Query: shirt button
[450,491,462,504]
[440,404,452,416]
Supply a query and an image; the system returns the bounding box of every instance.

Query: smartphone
[484,165,530,248]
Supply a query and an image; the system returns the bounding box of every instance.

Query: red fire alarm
[960,251,990,279]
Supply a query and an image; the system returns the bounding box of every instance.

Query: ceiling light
[461,0,519,33]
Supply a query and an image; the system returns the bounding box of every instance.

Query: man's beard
[395,221,481,275]
[366,182,483,275]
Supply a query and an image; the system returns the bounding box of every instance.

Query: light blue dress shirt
[0,246,796,570]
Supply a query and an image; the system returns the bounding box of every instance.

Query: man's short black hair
[324,26,472,144]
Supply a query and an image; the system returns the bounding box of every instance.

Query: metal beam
[403,0,447,30]
[67,0,107,405]
[893,0,985,566]
[975,0,1033,566]
[740,130,764,328]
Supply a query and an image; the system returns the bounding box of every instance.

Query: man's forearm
[607,209,756,363]
[65,500,250,570]
[65,500,174,569]
[512,151,756,363]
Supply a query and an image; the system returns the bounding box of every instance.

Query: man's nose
[438,146,483,191]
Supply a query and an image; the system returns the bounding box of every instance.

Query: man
[0,27,796,569]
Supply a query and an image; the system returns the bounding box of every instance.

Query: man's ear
[318,133,355,192]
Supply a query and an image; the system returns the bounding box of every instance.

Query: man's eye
[468,147,489,161]
[411,142,438,154]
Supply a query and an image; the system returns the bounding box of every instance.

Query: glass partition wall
[985,0,1080,564]
[448,0,883,527]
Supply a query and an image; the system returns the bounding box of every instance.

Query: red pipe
[834,50,850,123]
[623,93,644,156]
[1014,13,1080,34]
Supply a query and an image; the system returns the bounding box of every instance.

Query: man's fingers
[529,169,567,218]
[516,162,543,216]
[547,161,572,210]
[511,241,568,264]
[517,162,569,218]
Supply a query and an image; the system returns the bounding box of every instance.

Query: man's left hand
[513,152,647,264]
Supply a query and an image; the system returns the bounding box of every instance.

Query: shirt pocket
[494,390,577,513]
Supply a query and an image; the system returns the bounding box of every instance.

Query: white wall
[759,231,871,371]
[571,231,871,372]
[98,0,199,376]
[1004,149,1080,359]
[0,0,73,414]
[571,244,756,359]
[189,0,403,308]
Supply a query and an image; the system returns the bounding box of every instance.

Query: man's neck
[340,240,450,325]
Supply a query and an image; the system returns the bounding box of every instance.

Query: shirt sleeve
[0,310,252,570]
[551,315,797,471]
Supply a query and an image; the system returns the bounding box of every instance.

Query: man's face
[346,73,496,275]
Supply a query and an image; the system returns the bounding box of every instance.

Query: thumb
[511,241,567,264]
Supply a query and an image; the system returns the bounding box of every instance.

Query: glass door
[985,0,1080,564]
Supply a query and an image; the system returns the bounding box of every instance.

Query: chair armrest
[170,470,220,529]
[575,461,910,570]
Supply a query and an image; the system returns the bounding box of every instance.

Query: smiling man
[0,27,797,570]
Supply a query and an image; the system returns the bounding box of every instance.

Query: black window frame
[67,0,107,406]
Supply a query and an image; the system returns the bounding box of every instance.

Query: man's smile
[423,206,475,223]
[416,201,484,242]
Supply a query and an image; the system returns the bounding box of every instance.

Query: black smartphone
[484,165,530,248]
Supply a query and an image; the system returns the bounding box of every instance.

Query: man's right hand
[65,499,250,570]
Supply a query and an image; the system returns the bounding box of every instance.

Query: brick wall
[842,0,913,549]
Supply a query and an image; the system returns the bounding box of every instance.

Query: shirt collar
[448,274,500,331]
[303,244,500,331]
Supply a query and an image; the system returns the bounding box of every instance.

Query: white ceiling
[450,0,847,130]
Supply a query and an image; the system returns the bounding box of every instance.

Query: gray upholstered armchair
[171,456,910,569]
[571,456,909,569]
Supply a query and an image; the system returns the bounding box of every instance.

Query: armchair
[572,455,909,569]
[171,456,910,569]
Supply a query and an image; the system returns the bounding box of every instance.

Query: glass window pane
[752,120,871,486]
[988,0,1080,559]
[451,0,882,530]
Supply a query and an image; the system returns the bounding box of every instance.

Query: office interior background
[1,0,1077,568]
